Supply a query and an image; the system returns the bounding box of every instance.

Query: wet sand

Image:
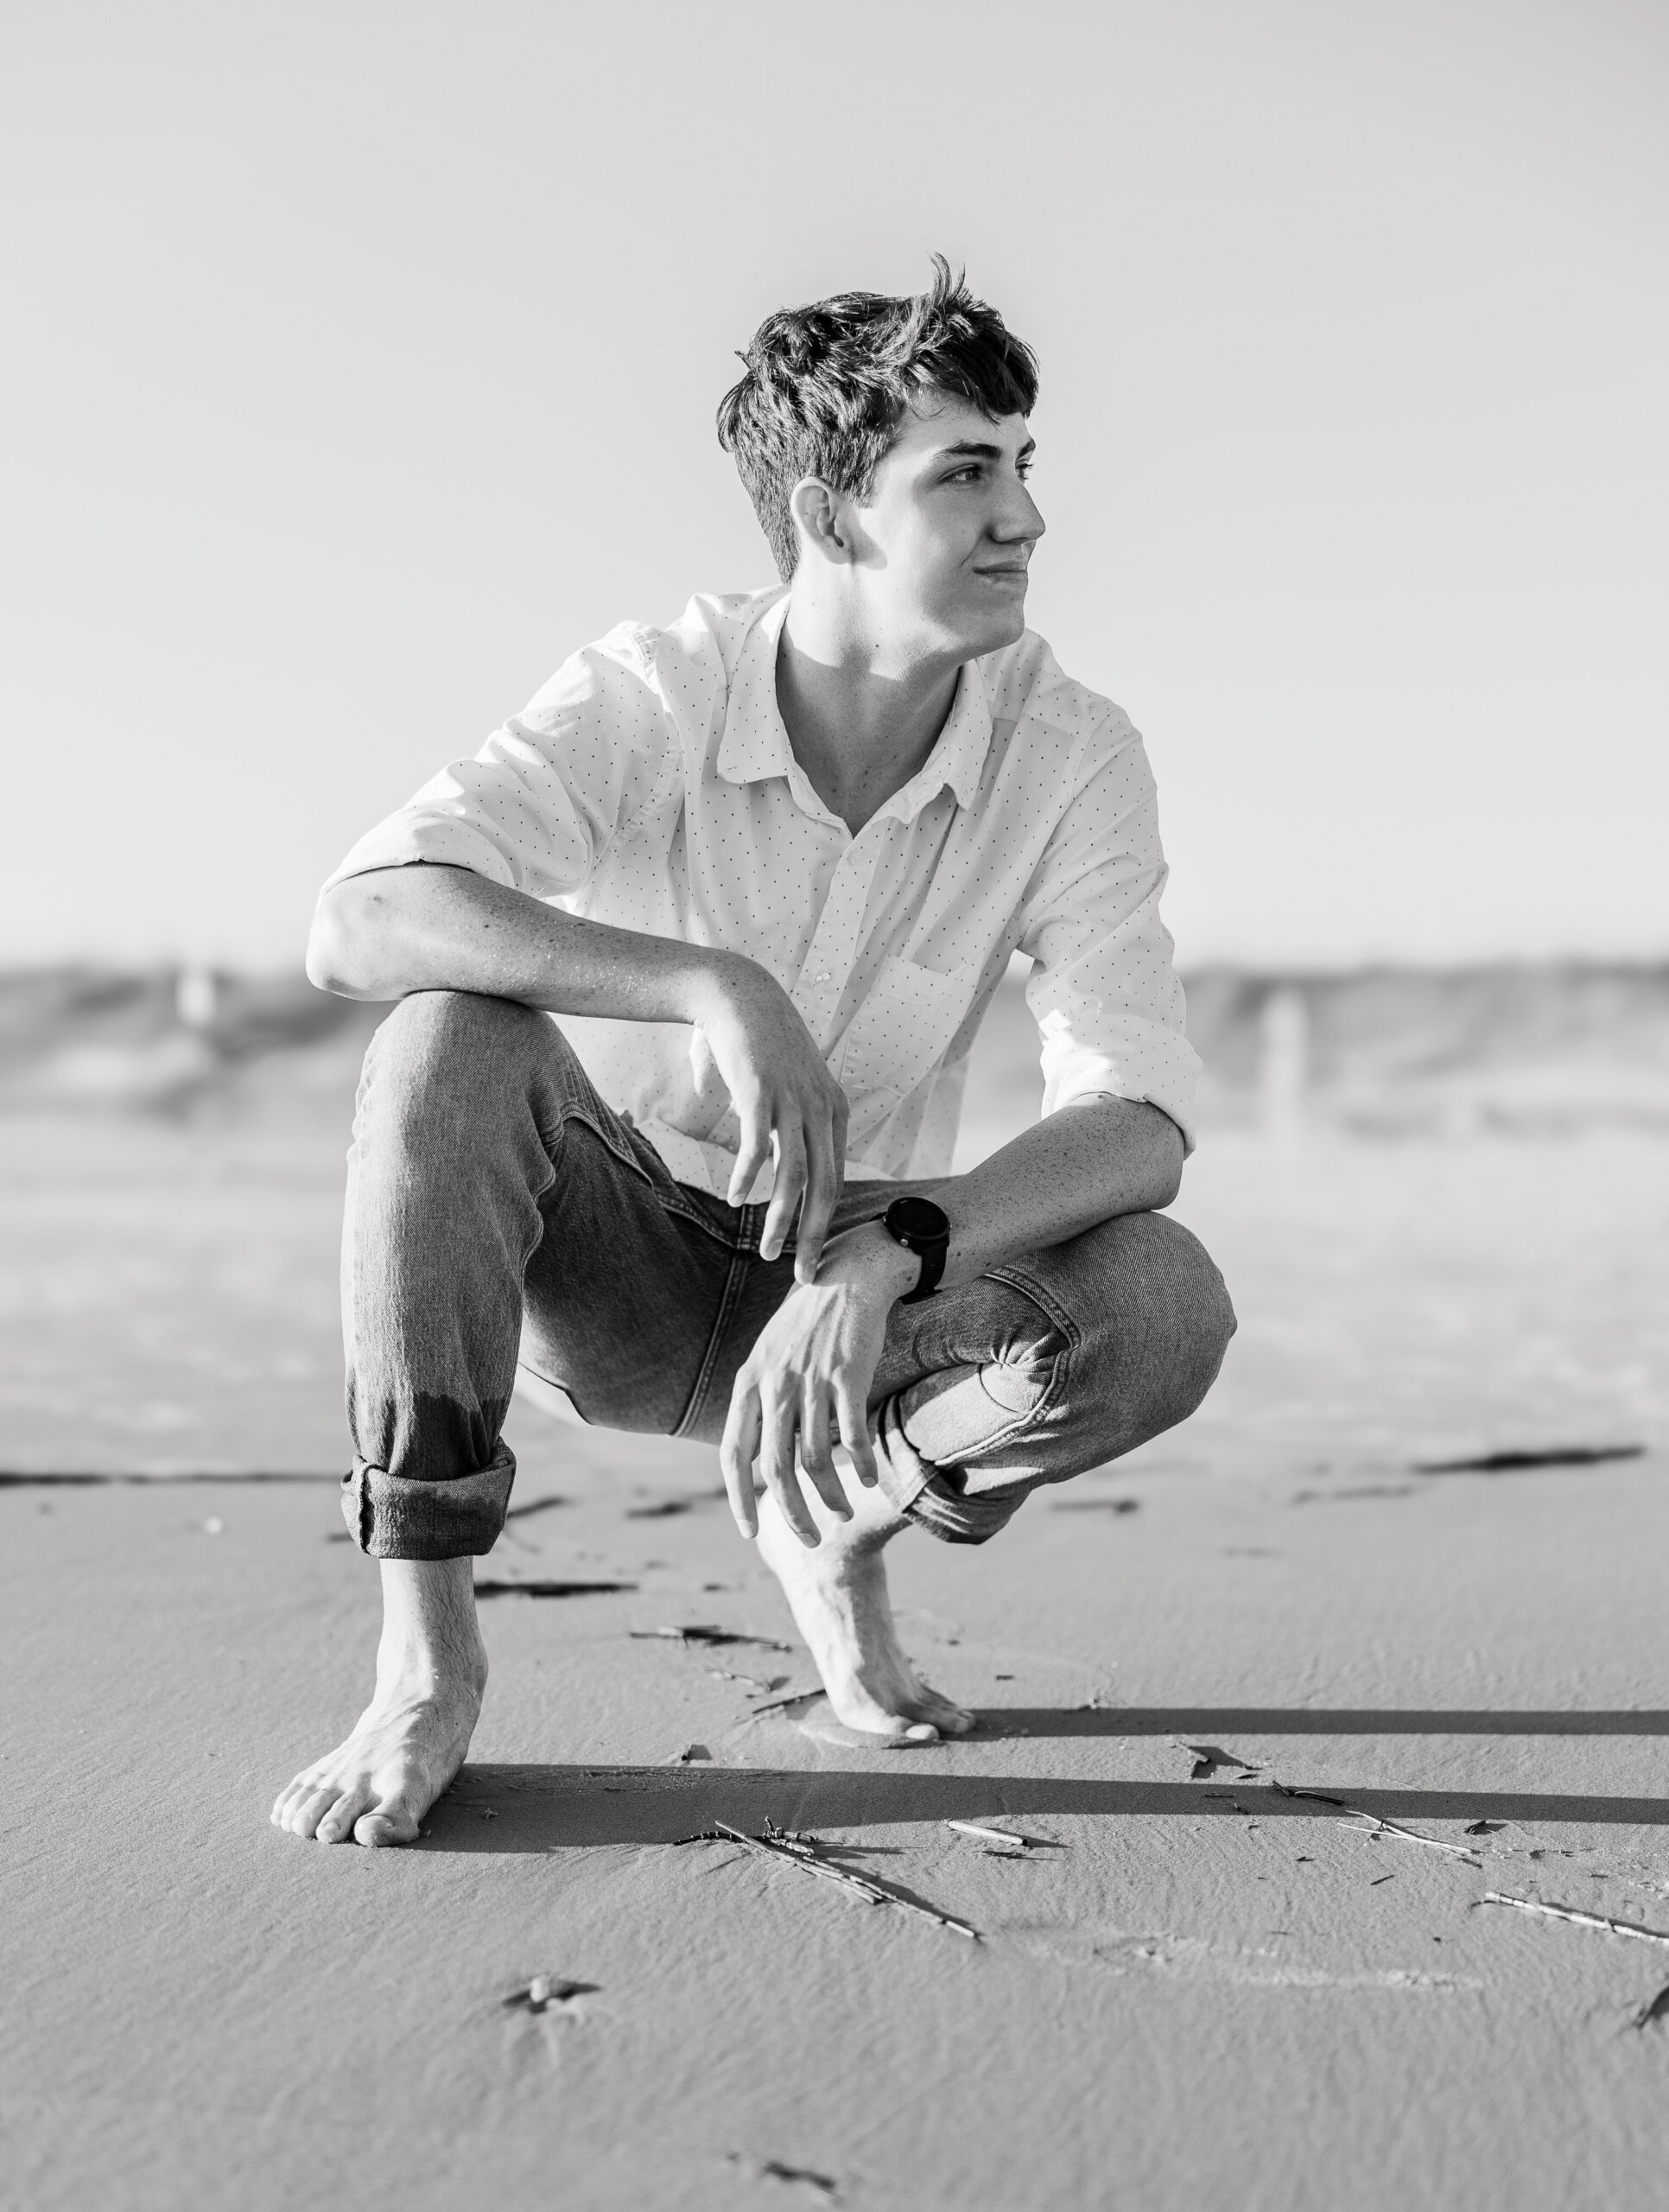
[3,1086,1667,2209]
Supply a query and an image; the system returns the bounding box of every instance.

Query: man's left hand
[720,1225,917,1544]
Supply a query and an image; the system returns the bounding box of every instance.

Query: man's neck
[774,594,964,836]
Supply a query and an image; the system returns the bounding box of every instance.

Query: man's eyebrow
[934,436,1036,463]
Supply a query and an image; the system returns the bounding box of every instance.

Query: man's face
[842,394,1044,661]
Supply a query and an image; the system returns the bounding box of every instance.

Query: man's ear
[788,476,852,566]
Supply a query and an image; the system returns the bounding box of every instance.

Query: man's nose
[993,482,1045,543]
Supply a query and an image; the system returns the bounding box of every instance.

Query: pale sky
[4,0,1665,970]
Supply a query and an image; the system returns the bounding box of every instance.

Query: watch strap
[900,1236,947,1303]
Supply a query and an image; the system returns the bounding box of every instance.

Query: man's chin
[942,597,1028,663]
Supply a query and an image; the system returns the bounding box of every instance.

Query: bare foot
[755,1481,974,1745]
[270,1557,486,1847]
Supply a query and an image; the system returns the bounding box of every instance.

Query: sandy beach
[3,1030,1668,2209]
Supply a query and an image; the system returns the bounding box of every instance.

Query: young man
[271,261,1234,1848]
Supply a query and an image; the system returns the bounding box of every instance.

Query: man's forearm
[938,1093,1183,1282]
[825,1094,1184,1305]
[308,863,733,1027]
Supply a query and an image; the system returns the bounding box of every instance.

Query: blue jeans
[338,991,1236,1560]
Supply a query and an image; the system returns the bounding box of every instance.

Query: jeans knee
[1060,1210,1235,1451]
[358,990,559,1154]
[1171,1217,1237,1376]
[376,987,548,1066]
[1138,1211,1235,1414]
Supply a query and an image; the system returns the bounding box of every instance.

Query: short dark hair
[716,256,1039,581]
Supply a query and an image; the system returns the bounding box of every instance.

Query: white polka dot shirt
[325,587,1201,1198]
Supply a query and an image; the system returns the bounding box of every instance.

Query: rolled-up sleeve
[1018,714,1201,1153]
[321,626,670,899]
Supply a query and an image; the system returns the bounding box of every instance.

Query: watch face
[886,1194,949,1244]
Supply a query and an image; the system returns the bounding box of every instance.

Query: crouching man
[272,260,1234,1847]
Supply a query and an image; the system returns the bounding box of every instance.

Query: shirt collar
[716,591,994,821]
[715,589,796,787]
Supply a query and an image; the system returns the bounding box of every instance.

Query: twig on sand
[1346,1815,1482,1865]
[1254,1780,1486,1866]
[726,2152,839,2197]
[1416,1444,1642,1475]
[1268,1780,1352,1809]
[1477,1891,1669,1949]
[744,1687,822,1715]
[504,1974,596,2013]
[709,1821,980,1940]
[708,1666,785,1694]
[630,1624,796,1651]
[759,2160,837,2196]
[945,1820,1048,1852]
[1260,1780,1482,1863]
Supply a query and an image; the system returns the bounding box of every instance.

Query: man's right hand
[693,957,849,1281]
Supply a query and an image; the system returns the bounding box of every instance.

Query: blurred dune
[2,958,1666,1141]
[1185,964,1669,1139]
[0,966,381,1121]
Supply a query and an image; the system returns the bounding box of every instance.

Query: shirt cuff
[1044,1046,1200,1155]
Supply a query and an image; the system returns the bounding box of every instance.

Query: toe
[288,1784,343,1839]
[881,1720,941,1747]
[270,1775,311,1825]
[355,1804,420,1847]
[315,1786,372,1845]
[822,1682,939,1744]
[917,1691,976,1736]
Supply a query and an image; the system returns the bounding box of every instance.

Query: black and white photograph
[3,3,1666,2206]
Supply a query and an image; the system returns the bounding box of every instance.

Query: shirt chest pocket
[836,956,977,1101]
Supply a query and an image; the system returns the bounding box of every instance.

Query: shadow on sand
[981,1707,1669,1739]
[422,1706,1669,1853]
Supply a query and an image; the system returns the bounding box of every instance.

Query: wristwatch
[882,1195,950,1303]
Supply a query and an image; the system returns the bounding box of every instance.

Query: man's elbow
[1142,1107,1187,1210]
[1149,1153,1185,1211]
[306,883,378,998]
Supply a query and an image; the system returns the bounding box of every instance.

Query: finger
[834,1377,881,1489]
[759,1385,820,1546]
[797,1379,850,1519]
[720,1389,763,1537]
[759,1125,807,1264]
[793,1111,842,1286]
[727,1091,770,1206]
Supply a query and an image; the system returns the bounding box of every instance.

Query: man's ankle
[373,1630,487,1694]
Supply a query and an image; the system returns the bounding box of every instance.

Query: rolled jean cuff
[873,1397,1025,1548]
[340,1445,517,1559]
